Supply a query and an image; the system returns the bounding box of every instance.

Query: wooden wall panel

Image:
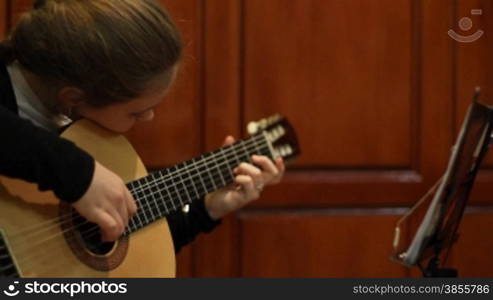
[448,210,493,277]
[243,0,412,167]
[237,0,454,210]
[10,0,31,25]
[239,211,408,277]
[0,1,7,38]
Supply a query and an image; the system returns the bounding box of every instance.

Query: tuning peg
[247,121,260,135]
[247,114,282,135]
[274,144,294,159]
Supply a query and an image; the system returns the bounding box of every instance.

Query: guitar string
[5,133,265,242]
[5,134,270,254]
[6,144,272,273]
[7,134,268,240]
[1,138,270,270]
[7,135,268,245]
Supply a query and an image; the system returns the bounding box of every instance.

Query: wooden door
[3,0,493,277]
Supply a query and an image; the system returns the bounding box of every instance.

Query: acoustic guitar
[0,115,299,277]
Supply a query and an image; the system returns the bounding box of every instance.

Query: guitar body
[0,119,176,277]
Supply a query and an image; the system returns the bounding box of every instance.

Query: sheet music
[395,101,491,266]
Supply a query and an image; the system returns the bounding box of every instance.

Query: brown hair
[0,0,182,106]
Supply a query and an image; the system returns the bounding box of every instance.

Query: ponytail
[33,0,47,9]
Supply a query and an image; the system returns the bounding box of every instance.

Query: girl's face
[74,70,177,133]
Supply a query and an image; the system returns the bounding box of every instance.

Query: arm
[0,105,93,202]
[0,106,137,241]
[166,198,221,253]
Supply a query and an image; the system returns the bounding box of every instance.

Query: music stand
[391,89,493,277]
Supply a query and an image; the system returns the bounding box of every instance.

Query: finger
[276,157,286,174]
[235,175,260,201]
[96,210,120,242]
[125,188,138,215]
[113,188,129,227]
[251,155,279,176]
[117,199,129,228]
[223,135,235,146]
[234,163,262,183]
[106,208,124,241]
[269,157,286,184]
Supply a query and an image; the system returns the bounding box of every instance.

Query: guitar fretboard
[124,133,272,235]
[0,231,19,278]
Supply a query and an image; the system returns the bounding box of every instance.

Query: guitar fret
[239,141,251,162]
[212,152,227,187]
[177,176,192,205]
[148,176,163,221]
[228,145,242,167]
[185,159,201,200]
[167,172,180,211]
[144,177,157,222]
[138,178,151,226]
[129,181,144,230]
[123,116,297,236]
[178,162,197,203]
[189,160,207,199]
[157,170,171,214]
[194,155,211,194]
[203,153,218,191]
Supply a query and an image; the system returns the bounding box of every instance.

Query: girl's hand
[72,161,138,242]
[204,136,285,220]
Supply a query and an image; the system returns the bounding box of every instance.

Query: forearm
[0,106,94,202]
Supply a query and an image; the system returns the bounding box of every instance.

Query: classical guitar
[0,115,299,277]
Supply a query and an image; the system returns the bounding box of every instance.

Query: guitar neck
[124,133,273,235]
[0,230,20,278]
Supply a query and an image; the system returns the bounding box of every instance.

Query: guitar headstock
[247,114,301,161]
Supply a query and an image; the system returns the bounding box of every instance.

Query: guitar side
[0,119,176,277]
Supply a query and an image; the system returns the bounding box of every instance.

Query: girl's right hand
[72,161,138,241]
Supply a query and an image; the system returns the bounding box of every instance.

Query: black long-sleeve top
[0,63,220,253]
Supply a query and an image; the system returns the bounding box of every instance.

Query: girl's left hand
[205,136,285,220]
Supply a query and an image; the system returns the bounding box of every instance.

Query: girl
[0,0,284,253]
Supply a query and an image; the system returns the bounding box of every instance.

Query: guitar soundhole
[59,203,128,271]
[73,216,115,255]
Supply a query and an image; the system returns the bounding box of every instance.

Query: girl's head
[1,0,183,132]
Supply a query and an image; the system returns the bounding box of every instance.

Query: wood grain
[238,210,408,277]
[243,0,412,167]
[3,0,493,278]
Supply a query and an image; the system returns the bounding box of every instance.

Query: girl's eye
[133,110,154,121]
[131,110,147,118]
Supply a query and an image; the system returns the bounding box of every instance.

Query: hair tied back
[33,0,48,9]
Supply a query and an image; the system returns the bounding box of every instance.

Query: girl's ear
[57,87,86,115]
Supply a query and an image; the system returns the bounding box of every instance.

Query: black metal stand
[421,256,458,278]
